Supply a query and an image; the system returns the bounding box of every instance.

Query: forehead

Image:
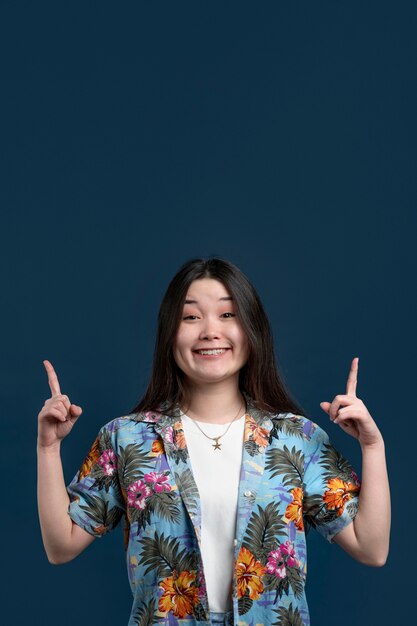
[184,278,232,303]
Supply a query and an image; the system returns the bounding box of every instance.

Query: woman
[37,257,390,626]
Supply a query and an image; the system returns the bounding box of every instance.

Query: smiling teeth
[196,349,227,355]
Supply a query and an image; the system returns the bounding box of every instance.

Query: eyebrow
[184,296,234,304]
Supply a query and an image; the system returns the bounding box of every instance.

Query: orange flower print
[158,570,199,618]
[236,546,266,600]
[150,438,164,457]
[78,436,101,480]
[244,415,269,448]
[284,487,304,531]
[174,421,187,449]
[323,477,360,516]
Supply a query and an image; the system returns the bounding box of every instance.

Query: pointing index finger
[346,357,359,396]
[43,360,62,397]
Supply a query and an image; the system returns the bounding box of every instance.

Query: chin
[191,372,240,385]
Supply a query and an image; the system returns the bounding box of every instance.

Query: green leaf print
[272,603,304,626]
[119,443,153,486]
[88,465,119,493]
[131,505,153,531]
[264,574,290,602]
[265,446,304,488]
[238,594,253,616]
[319,442,356,483]
[131,492,181,533]
[270,418,305,441]
[302,492,324,522]
[286,565,304,598]
[170,448,189,465]
[244,439,260,457]
[139,531,197,579]
[148,491,181,524]
[133,598,156,626]
[177,548,199,574]
[303,495,339,529]
[262,554,304,601]
[79,495,121,531]
[98,428,114,453]
[243,502,287,563]
[174,468,199,515]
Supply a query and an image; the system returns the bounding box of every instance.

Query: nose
[199,317,222,340]
[200,330,221,340]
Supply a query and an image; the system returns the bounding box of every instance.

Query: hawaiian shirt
[66,393,361,626]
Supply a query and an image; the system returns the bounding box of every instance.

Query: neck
[181,379,246,424]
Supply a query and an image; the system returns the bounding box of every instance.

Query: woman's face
[173,278,249,387]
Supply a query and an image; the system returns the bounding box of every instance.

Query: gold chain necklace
[182,399,245,451]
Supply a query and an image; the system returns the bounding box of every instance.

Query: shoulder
[100,409,164,430]
[269,411,330,445]
[96,411,164,448]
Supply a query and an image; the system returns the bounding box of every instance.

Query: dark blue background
[2,2,415,624]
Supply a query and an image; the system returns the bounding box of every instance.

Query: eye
[183,315,198,320]
[221,312,236,318]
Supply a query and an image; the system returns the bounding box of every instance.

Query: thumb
[69,404,83,418]
[320,401,331,414]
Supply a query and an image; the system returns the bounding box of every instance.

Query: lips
[193,348,230,356]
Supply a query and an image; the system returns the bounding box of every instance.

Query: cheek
[172,330,188,360]
[235,326,248,349]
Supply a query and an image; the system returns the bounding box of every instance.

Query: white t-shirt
[181,412,246,613]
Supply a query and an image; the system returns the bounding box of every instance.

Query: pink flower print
[144,410,158,421]
[127,480,152,510]
[279,541,299,568]
[198,566,207,601]
[266,549,286,579]
[162,426,174,444]
[144,472,171,493]
[98,449,117,476]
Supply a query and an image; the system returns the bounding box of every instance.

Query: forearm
[37,443,74,563]
[352,439,391,565]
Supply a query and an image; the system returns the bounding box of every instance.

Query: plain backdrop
[1,2,416,625]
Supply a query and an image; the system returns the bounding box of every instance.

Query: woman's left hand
[320,357,384,448]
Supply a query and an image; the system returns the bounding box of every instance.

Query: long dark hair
[131,257,307,417]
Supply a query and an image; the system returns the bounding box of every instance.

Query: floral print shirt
[66,394,360,626]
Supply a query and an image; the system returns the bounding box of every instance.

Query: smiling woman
[131,258,306,421]
[37,257,390,626]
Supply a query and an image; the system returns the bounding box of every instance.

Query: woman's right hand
[37,360,83,449]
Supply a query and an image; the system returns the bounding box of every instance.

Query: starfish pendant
[212,437,222,450]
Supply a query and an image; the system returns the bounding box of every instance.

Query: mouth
[192,348,231,356]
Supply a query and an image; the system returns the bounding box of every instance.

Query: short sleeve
[302,423,361,543]
[66,424,125,538]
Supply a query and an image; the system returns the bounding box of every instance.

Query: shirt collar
[131,390,291,425]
